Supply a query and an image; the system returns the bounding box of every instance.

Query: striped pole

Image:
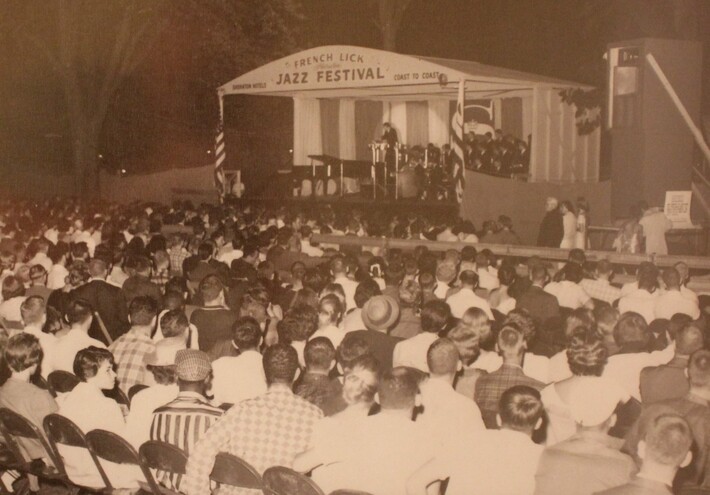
[214,92,226,199]
[451,79,466,203]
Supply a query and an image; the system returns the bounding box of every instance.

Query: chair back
[0,408,60,469]
[30,373,50,392]
[139,441,188,475]
[210,452,263,491]
[43,413,107,484]
[47,370,80,395]
[85,429,162,494]
[263,466,324,495]
[128,384,149,401]
[328,491,375,495]
[104,384,130,409]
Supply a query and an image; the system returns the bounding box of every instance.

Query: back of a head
[568,249,586,266]
[418,271,436,291]
[497,325,524,356]
[197,242,213,260]
[160,309,189,338]
[338,334,372,371]
[342,354,380,406]
[421,300,451,334]
[566,330,608,377]
[613,312,649,348]
[662,267,681,290]
[596,259,613,277]
[427,338,459,376]
[504,309,536,343]
[354,279,381,309]
[498,385,543,432]
[2,275,25,300]
[688,349,710,389]
[644,414,692,468]
[384,263,405,286]
[199,274,223,303]
[88,258,108,278]
[263,343,299,386]
[20,296,45,325]
[330,256,347,276]
[638,266,659,292]
[593,305,619,337]
[531,265,548,284]
[129,296,158,326]
[304,337,336,371]
[4,333,42,373]
[562,262,584,284]
[459,269,479,288]
[378,367,418,410]
[66,298,93,325]
[232,316,262,350]
[278,305,318,343]
[398,280,422,309]
[676,324,704,356]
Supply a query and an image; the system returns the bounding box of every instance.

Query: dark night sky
[1,0,708,175]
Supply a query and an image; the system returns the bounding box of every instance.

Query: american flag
[451,79,466,203]
[214,123,226,196]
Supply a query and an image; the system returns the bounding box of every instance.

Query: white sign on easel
[664,190,693,228]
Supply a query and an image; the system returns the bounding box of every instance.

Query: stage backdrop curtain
[293,98,322,166]
[406,101,429,148]
[388,101,407,144]
[354,100,383,161]
[428,99,450,147]
[501,97,523,141]
[339,99,356,160]
[320,99,340,158]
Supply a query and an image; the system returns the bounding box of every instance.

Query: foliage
[559,88,603,136]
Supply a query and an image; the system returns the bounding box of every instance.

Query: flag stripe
[451,80,466,203]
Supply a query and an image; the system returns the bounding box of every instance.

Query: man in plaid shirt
[167,233,190,277]
[474,325,544,428]
[109,296,158,394]
[183,344,323,495]
[579,259,622,306]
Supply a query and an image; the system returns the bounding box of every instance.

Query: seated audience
[183,344,322,495]
[579,259,621,306]
[189,274,236,353]
[393,299,450,372]
[294,337,343,416]
[19,295,56,378]
[655,267,700,321]
[310,294,346,348]
[50,298,106,373]
[544,263,593,310]
[446,270,494,320]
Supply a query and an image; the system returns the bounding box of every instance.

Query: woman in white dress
[575,199,589,250]
[559,200,577,249]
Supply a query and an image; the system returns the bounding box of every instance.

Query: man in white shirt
[655,267,700,320]
[20,296,56,378]
[295,368,434,495]
[50,299,107,373]
[407,384,545,495]
[300,226,324,257]
[211,316,266,405]
[475,252,499,292]
[639,204,673,255]
[618,270,659,325]
[0,276,27,324]
[47,243,70,290]
[674,261,699,304]
[418,338,485,452]
[446,270,494,320]
[331,257,358,312]
[393,300,450,373]
[26,238,53,273]
[543,263,593,310]
[434,262,457,300]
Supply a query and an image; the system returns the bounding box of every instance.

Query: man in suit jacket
[516,265,560,328]
[639,324,704,404]
[71,258,130,344]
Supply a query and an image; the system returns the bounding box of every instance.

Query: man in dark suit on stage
[71,258,130,344]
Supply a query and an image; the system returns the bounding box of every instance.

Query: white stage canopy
[220,45,600,183]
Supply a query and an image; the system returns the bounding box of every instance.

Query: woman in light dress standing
[559,200,577,249]
[575,199,590,250]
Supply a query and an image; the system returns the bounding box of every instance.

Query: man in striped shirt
[150,349,223,491]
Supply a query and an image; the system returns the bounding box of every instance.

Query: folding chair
[0,408,68,485]
[263,466,325,495]
[138,441,187,495]
[104,385,130,410]
[209,452,264,492]
[46,370,80,397]
[42,413,108,489]
[85,429,162,495]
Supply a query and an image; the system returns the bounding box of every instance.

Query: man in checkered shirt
[183,343,323,495]
[579,259,622,306]
[109,296,158,394]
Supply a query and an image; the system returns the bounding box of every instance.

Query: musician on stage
[381,122,398,149]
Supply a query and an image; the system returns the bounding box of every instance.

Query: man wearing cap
[151,349,223,492]
[534,379,635,495]
[183,344,322,495]
[446,270,494,320]
[189,274,237,354]
[348,295,403,371]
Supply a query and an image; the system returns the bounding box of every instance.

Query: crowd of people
[0,196,707,495]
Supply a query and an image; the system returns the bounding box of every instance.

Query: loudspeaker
[607,38,702,218]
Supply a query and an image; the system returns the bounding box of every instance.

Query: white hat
[144,336,186,367]
[568,378,621,427]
